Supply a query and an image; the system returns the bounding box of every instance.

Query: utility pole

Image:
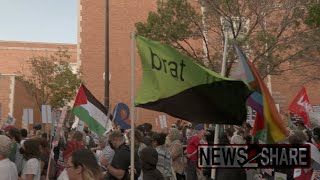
[105,0,110,111]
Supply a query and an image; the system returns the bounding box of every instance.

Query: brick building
[1,0,319,129]
[78,0,320,128]
[78,0,179,129]
[0,41,77,128]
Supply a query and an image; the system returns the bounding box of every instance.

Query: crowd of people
[0,119,319,180]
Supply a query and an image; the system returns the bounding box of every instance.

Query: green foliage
[136,0,201,42]
[305,3,320,28]
[136,0,203,62]
[136,0,320,80]
[17,48,81,110]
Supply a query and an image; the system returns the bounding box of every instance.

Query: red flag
[288,87,313,127]
[251,113,264,135]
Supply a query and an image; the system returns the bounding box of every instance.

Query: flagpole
[212,29,229,180]
[104,0,110,111]
[130,32,136,180]
[45,106,68,180]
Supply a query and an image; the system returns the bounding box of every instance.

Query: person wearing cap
[185,124,196,142]
[101,130,141,180]
[185,129,205,180]
[0,135,18,180]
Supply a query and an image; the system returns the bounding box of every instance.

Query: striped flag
[135,36,252,125]
[72,84,112,136]
[232,44,288,143]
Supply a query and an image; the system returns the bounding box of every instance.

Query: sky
[0,0,77,43]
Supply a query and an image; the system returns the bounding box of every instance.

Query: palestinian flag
[72,84,111,136]
[135,36,252,125]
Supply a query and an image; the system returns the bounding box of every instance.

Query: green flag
[135,36,252,125]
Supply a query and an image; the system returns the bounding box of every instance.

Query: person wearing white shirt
[0,135,18,180]
[19,139,41,180]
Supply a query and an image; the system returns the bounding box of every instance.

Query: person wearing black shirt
[101,130,141,180]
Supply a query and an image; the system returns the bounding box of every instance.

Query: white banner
[1,114,16,128]
[52,106,68,147]
[42,105,52,123]
[159,115,164,128]
[28,109,33,124]
[23,109,33,124]
[22,109,28,124]
[47,106,52,124]
[162,115,167,128]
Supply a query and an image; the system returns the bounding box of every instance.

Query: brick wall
[271,62,320,112]
[0,41,77,74]
[13,79,42,129]
[79,0,178,129]
[0,42,77,128]
[0,77,11,125]
[79,0,320,129]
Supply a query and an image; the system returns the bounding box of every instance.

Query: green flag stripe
[72,106,106,136]
[253,129,267,143]
[81,101,108,129]
[136,36,230,104]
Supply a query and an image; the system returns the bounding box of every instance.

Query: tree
[305,1,320,28]
[136,0,320,79]
[290,1,320,83]
[17,48,81,110]
[135,0,203,64]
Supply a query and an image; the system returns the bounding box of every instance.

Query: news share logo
[198,144,310,168]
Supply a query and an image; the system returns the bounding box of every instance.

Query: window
[220,16,250,40]
[220,16,251,60]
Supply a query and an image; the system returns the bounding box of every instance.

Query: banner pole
[45,106,68,180]
[212,29,229,180]
[130,32,136,180]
